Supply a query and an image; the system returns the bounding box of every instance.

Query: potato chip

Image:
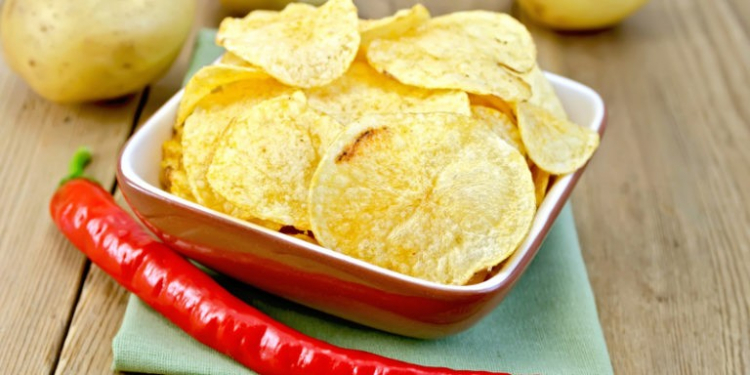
[176,64,269,128]
[306,61,470,124]
[471,105,525,155]
[216,0,359,88]
[182,79,293,219]
[207,92,343,230]
[219,52,256,67]
[367,11,535,102]
[524,64,568,119]
[466,269,491,284]
[517,102,600,175]
[530,163,550,206]
[215,5,310,38]
[161,2,604,282]
[160,137,195,201]
[358,4,430,58]
[309,113,535,285]
[469,94,515,120]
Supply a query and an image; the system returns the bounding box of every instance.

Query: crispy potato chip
[160,137,195,201]
[525,64,567,119]
[530,163,550,206]
[310,113,535,285]
[182,79,293,219]
[471,105,525,155]
[207,92,343,230]
[306,61,470,124]
[466,269,491,285]
[216,0,359,88]
[176,64,269,128]
[358,4,430,58]
[469,94,515,120]
[517,102,600,175]
[216,5,311,37]
[161,3,602,283]
[219,52,256,67]
[367,11,535,102]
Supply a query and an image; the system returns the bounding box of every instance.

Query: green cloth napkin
[112,29,613,375]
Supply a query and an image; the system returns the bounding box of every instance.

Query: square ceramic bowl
[117,72,605,339]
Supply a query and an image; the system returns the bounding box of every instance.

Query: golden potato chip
[182,79,293,218]
[306,61,470,124]
[358,4,430,58]
[160,137,195,201]
[469,94,515,120]
[530,163,551,206]
[367,11,535,102]
[310,113,536,285]
[215,6,308,38]
[466,269,491,285]
[176,64,269,128]
[525,64,568,119]
[207,92,343,230]
[216,0,359,88]
[517,102,600,175]
[471,105,525,155]
[219,52,255,67]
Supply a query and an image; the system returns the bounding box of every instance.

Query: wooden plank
[52,263,130,375]
[518,0,750,373]
[53,1,231,374]
[0,40,140,375]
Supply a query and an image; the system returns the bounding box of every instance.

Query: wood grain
[1,0,747,374]
[518,0,750,373]
[53,264,130,375]
[0,43,140,374]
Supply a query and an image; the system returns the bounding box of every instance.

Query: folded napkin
[112,29,613,375]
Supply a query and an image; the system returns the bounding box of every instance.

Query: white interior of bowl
[120,72,605,292]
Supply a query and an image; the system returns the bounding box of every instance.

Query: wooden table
[1,0,748,373]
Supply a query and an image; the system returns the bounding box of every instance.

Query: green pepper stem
[59,147,93,186]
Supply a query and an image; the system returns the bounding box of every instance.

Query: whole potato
[517,0,649,31]
[1,0,196,103]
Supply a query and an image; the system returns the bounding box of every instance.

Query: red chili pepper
[50,148,510,375]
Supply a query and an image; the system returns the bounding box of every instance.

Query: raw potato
[0,0,195,102]
[517,0,649,30]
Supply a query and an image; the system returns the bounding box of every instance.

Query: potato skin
[1,0,196,103]
[517,0,649,31]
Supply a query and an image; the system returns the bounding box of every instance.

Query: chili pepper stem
[59,147,94,186]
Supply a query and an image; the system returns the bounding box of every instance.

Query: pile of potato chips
[160,0,600,285]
